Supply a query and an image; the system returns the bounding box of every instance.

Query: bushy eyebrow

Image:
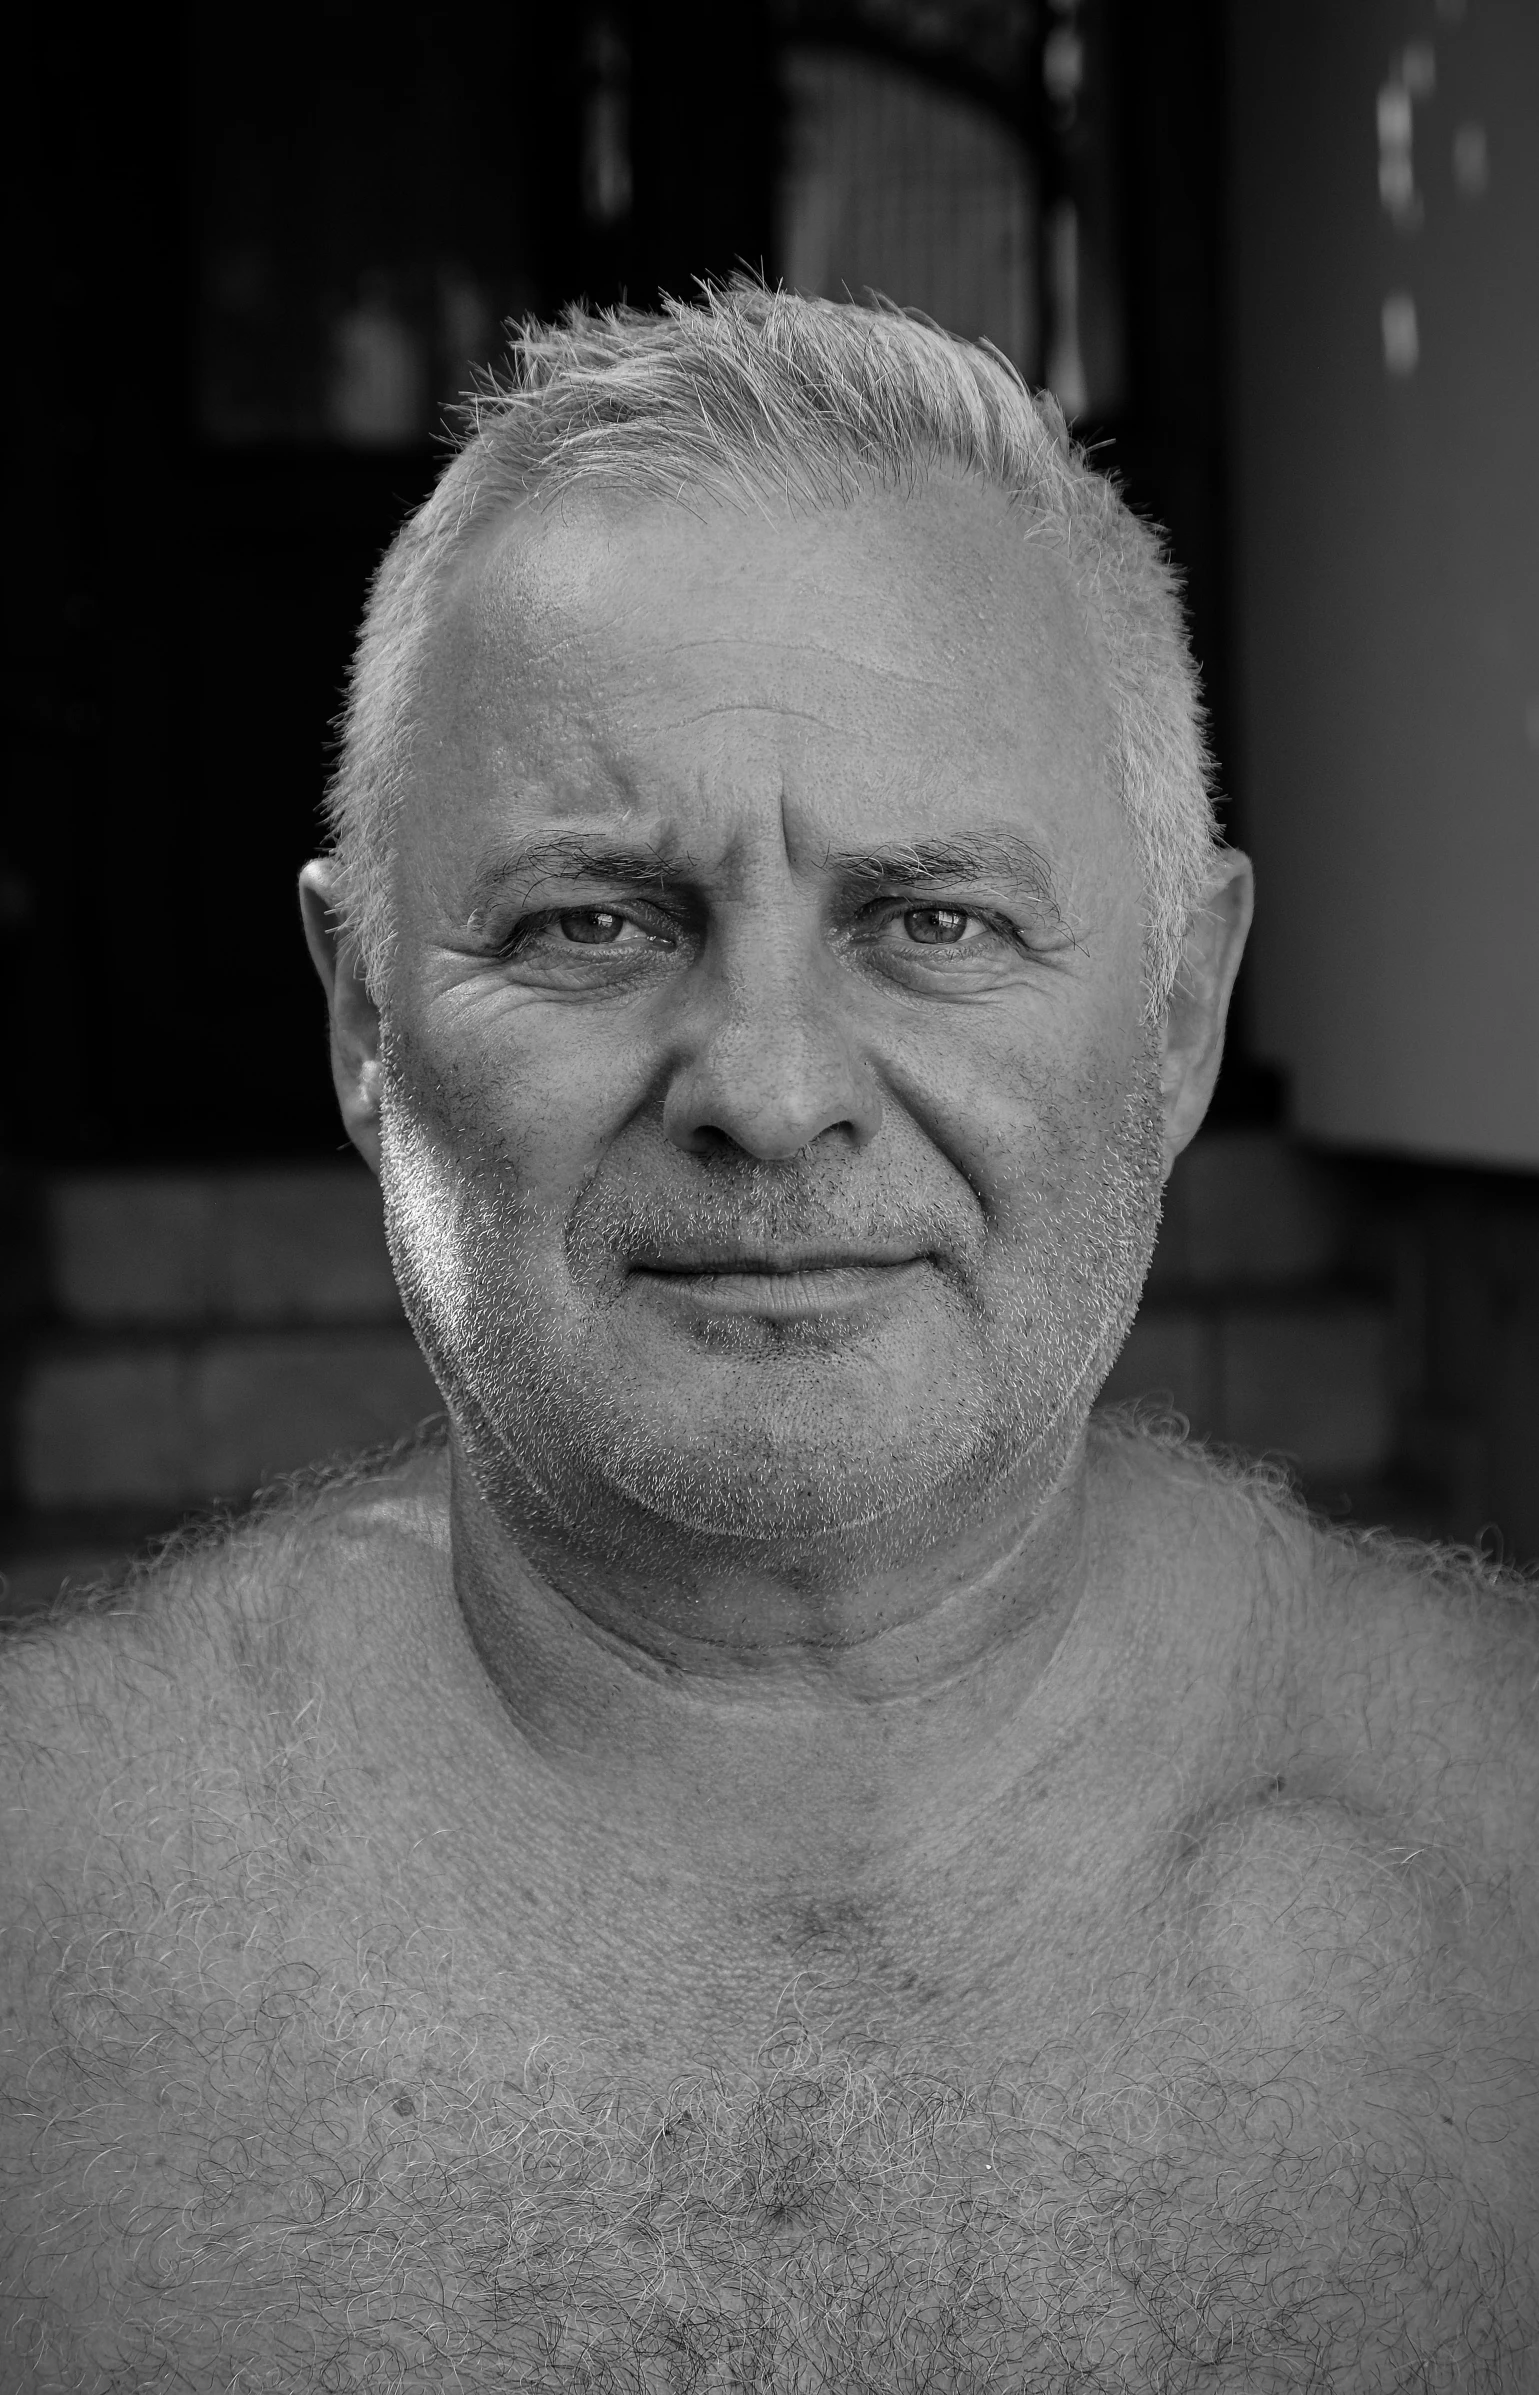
[465,834,680,917]
[822,834,1060,908]
[464,826,1061,918]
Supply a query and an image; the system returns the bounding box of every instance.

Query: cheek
[887,1002,1152,1230]
[382,995,656,1203]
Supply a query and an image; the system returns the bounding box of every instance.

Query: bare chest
[7,1819,1531,2395]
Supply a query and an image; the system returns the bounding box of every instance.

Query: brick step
[19,1326,440,1509]
[48,1164,401,1328]
[1145,1129,1347,1295]
[1100,1293,1393,1478]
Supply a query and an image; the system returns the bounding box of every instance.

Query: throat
[444,1413,1094,1721]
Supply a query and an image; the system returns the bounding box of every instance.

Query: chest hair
[5,1790,1533,2395]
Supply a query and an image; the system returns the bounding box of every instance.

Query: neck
[443,1420,1099,1887]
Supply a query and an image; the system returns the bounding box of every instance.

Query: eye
[852,896,1037,987]
[503,904,669,956]
[555,907,629,945]
[902,905,975,947]
[493,900,680,980]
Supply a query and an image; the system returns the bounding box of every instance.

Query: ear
[299,860,383,1177]
[1156,848,1254,1179]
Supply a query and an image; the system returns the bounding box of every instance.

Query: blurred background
[3,0,1535,1615]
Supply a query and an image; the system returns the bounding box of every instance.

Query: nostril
[661,1011,883,1161]
[678,1119,759,1163]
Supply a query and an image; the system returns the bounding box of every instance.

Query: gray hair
[323,280,1221,1006]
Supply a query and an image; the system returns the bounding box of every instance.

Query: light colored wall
[1229,0,1539,1167]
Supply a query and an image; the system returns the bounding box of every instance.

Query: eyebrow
[823,833,1060,907]
[464,826,1062,919]
[464,835,680,919]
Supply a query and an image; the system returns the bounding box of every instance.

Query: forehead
[412,474,1120,873]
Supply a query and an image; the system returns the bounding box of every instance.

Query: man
[3,285,1535,2389]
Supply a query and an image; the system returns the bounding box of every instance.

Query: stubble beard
[377,1052,1166,1560]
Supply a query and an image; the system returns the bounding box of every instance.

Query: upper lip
[630,1246,925,1274]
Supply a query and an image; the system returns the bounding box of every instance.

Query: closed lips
[630,1251,924,1273]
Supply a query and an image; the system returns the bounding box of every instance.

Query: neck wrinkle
[441,1416,1101,1853]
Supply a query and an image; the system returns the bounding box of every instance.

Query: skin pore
[297,473,1253,2022]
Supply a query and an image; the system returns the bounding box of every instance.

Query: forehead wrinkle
[551,679,1004,775]
[424,497,1122,926]
[455,509,1105,776]
[635,698,851,738]
[597,632,968,717]
[618,619,959,677]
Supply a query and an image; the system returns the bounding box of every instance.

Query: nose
[662,927,884,1161]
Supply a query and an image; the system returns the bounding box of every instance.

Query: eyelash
[867,900,1021,947]
[491,896,1041,964]
[497,903,673,957]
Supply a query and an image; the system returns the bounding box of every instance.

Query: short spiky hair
[323,280,1220,1004]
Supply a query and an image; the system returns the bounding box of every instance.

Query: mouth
[628,1249,931,1321]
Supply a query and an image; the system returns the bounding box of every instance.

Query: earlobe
[1157,850,1255,1176]
[299,860,385,1176]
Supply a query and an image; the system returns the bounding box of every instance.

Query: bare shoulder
[0,1432,451,1947]
[1097,1416,1539,2268]
[0,1435,450,2373]
[1092,1412,1538,1936]
[1094,1405,1539,1849]
[1288,1523,1539,2227]
[1297,1506,1539,1881]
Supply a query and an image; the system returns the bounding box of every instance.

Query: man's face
[376,476,1163,1550]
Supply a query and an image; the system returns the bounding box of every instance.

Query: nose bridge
[663,897,881,1160]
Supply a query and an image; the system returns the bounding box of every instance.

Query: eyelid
[504,900,699,979]
[481,889,679,942]
[851,894,1071,966]
[894,884,1068,931]
[856,893,1014,932]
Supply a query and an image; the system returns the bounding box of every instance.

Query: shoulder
[1093,1407,1539,1958]
[1100,1419,1539,2233]
[0,1433,452,1934]
[1261,1532,1539,2232]
[4,1425,450,1673]
[0,1437,449,2357]
[1297,1515,1539,1907]
[1093,1406,1538,1797]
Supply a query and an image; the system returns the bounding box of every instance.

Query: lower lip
[631,1260,928,1320]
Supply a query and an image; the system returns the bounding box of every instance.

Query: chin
[597,1422,1088,1548]
[555,1419,995,1545]
[424,1301,1112,1559]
